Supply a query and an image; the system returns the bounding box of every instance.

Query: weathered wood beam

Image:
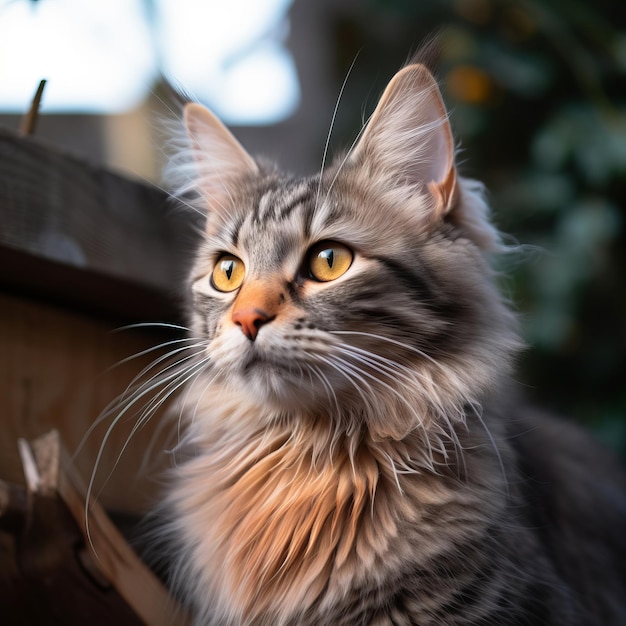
[0,127,201,321]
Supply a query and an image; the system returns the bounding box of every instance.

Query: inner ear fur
[184,103,258,213]
[350,63,458,218]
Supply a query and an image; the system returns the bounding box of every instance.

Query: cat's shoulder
[507,404,626,561]
[509,405,626,493]
[506,406,626,622]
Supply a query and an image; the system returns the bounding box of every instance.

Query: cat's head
[173,63,519,441]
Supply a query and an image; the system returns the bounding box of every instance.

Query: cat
[149,57,626,625]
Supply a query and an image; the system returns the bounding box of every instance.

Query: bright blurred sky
[0,0,299,124]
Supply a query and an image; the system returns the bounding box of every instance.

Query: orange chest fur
[181,438,388,618]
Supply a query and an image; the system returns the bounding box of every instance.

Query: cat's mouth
[240,350,298,378]
[241,352,269,373]
[210,327,341,410]
[230,344,324,410]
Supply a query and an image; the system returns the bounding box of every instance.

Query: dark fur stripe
[372,255,434,303]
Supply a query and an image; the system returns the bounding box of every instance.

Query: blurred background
[1,0,625,455]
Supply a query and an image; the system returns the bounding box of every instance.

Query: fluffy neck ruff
[164,392,508,625]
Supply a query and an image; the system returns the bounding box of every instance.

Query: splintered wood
[0,430,191,626]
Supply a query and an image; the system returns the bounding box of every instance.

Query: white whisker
[95,355,212,503]
[316,355,376,418]
[310,363,341,417]
[466,401,509,497]
[182,366,224,437]
[333,341,470,475]
[330,355,436,468]
[329,330,443,370]
[315,53,360,212]
[333,344,420,387]
[84,352,210,551]
[321,112,372,209]
[117,343,207,402]
[107,338,198,371]
[75,343,206,461]
[113,322,192,333]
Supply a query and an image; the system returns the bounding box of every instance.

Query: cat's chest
[172,426,493,624]
[174,432,385,617]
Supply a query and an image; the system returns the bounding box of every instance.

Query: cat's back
[510,407,626,624]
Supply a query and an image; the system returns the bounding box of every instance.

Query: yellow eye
[308,241,353,282]
[211,254,245,292]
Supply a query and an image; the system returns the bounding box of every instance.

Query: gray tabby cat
[155,59,626,624]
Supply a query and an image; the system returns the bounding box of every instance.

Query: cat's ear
[184,103,258,211]
[350,63,457,217]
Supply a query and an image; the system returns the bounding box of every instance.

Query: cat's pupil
[223,260,234,280]
[321,249,334,268]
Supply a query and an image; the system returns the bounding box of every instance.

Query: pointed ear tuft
[351,63,457,217]
[183,103,258,212]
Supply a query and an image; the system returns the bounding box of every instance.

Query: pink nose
[232,308,273,341]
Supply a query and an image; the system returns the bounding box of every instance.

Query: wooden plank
[0,244,182,323]
[0,292,178,514]
[0,127,200,298]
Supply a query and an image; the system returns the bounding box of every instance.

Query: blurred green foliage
[327,0,626,454]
